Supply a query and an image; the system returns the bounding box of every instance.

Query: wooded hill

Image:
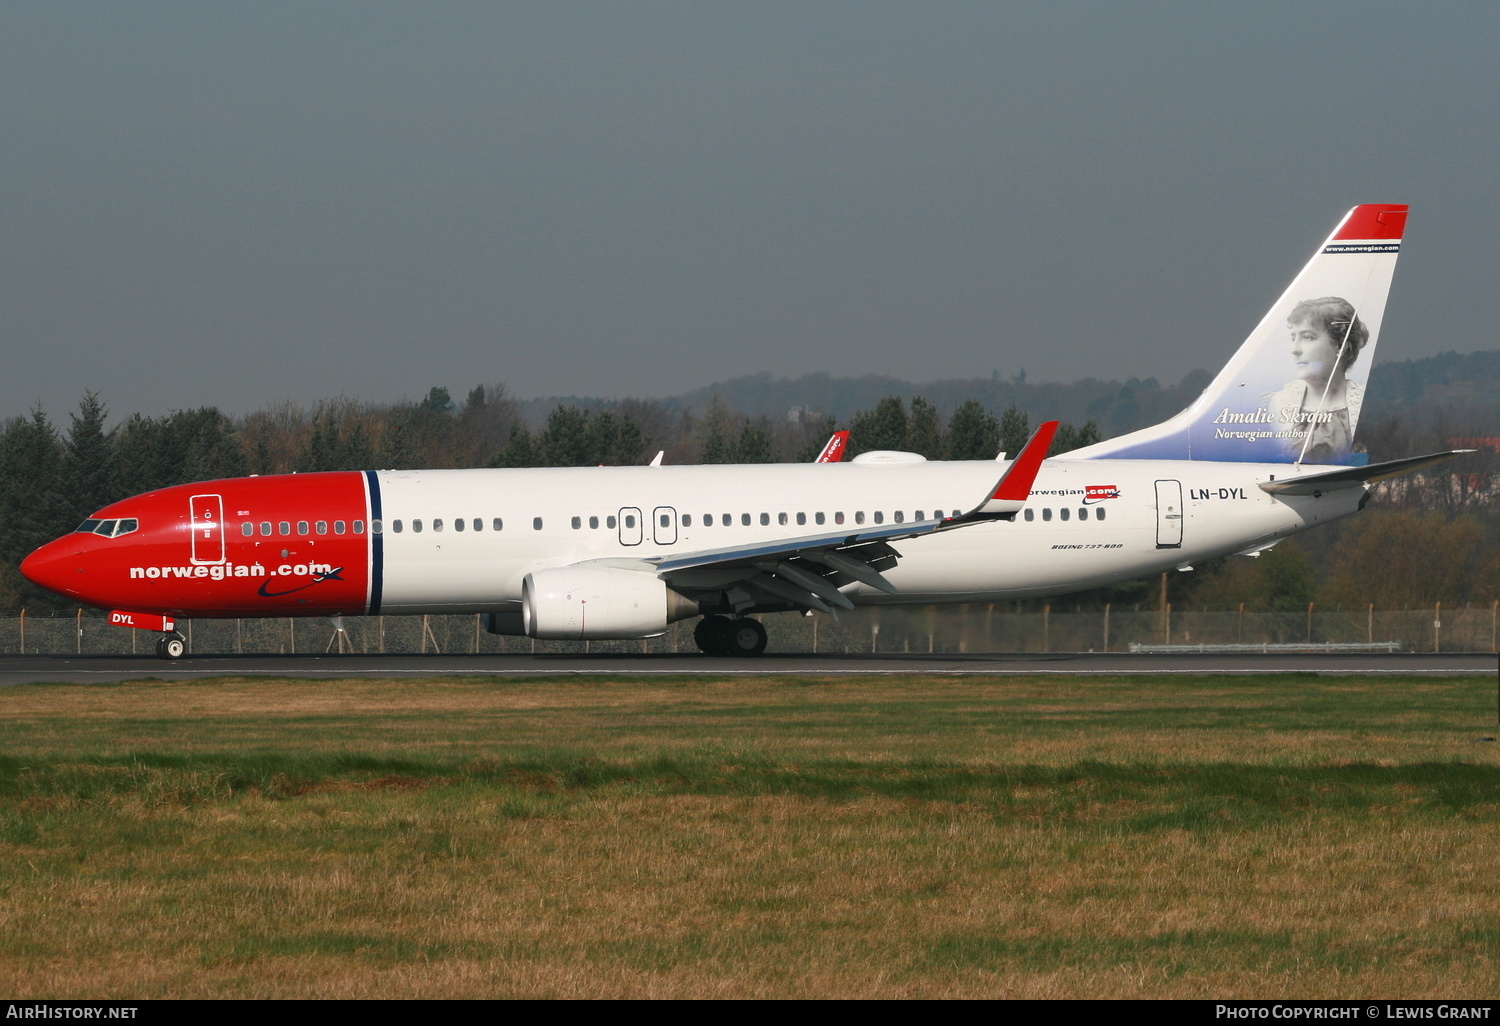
[1,349,1495,616]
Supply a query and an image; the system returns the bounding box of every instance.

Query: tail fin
[1070,205,1406,465]
[814,430,850,463]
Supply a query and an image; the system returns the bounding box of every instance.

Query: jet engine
[520,566,698,640]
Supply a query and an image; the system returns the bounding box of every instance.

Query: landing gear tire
[694,615,734,656]
[726,618,767,658]
[158,633,186,660]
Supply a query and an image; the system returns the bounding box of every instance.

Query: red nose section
[20,537,85,600]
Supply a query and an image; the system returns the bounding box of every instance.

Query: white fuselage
[371,457,1358,614]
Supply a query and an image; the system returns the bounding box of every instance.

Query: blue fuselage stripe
[365,470,383,614]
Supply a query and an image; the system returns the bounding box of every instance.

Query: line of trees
[0,386,1493,616]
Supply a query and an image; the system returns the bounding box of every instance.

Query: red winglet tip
[993,421,1058,501]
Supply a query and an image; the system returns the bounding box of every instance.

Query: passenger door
[1154,480,1183,548]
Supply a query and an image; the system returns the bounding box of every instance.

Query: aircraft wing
[1258,450,1473,495]
[627,422,1057,614]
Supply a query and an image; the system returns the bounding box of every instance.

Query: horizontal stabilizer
[1258,450,1472,495]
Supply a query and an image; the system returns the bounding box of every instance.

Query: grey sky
[3,2,1496,422]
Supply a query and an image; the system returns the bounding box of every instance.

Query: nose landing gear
[154,633,186,660]
[693,615,767,657]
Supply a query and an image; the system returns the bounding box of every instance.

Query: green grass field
[1,673,1496,998]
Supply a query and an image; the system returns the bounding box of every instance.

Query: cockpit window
[74,518,138,538]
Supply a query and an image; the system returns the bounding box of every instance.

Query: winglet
[961,421,1058,518]
[814,431,850,463]
[991,421,1058,501]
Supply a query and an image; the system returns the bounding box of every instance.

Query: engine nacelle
[522,566,697,640]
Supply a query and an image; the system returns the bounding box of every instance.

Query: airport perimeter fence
[2,602,1497,656]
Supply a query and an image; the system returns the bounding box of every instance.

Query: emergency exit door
[653,506,678,545]
[618,507,643,546]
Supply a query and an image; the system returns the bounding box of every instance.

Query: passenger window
[835,512,845,525]
[1024,508,1034,522]
[815,512,825,525]
[473,518,482,531]
[241,522,254,537]
[572,516,581,530]
[778,512,788,526]
[606,516,615,529]
[874,511,884,524]
[366,520,377,535]
[334,521,346,534]
[702,515,712,527]
[297,521,309,535]
[279,522,290,535]
[1096,507,1106,522]
[436,519,445,532]
[894,511,904,524]
[1042,508,1052,522]
[454,518,465,532]
[855,511,865,525]
[722,514,731,526]
[625,514,636,529]
[915,510,924,521]
[760,512,770,526]
[1079,508,1088,521]
[796,512,806,526]
[590,515,600,529]
[315,521,328,535]
[741,513,751,526]
[533,517,543,530]
[413,519,424,533]
[354,520,365,534]
[392,520,403,533]
[660,513,670,528]
[493,518,504,531]
[681,515,691,527]
[1060,508,1070,522]
[260,522,272,536]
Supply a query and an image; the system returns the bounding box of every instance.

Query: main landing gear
[154,632,186,660]
[693,615,767,657]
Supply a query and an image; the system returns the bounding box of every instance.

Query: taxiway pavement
[0,651,1493,687]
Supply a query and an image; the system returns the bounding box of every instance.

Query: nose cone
[20,537,82,599]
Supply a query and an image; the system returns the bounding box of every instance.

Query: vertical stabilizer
[1069,205,1406,465]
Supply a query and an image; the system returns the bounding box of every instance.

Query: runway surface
[0,651,1493,686]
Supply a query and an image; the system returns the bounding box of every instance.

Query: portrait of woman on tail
[1268,296,1368,463]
